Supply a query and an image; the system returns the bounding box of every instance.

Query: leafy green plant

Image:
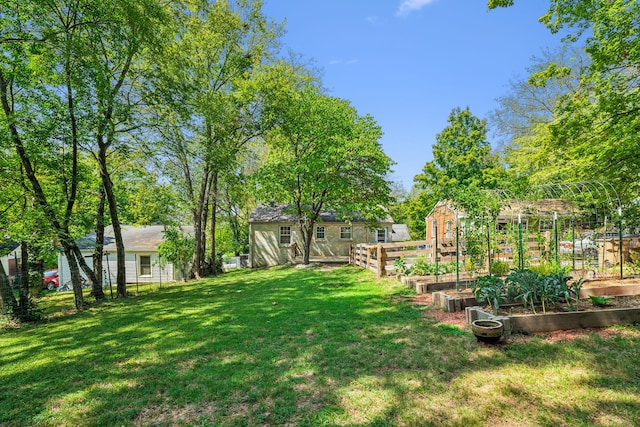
[529,262,567,277]
[629,250,640,275]
[158,226,195,281]
[471,275,506,314]
[408,256,432,276]
[408,258,457,276]
[538,270,579,313]
[393,257,407,275]
[490,260,510,276]
[505,269,540,314]
[589,295,613,307]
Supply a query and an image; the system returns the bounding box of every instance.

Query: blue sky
[261,1,566,192]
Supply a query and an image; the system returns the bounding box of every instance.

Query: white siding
[58,251,176,286]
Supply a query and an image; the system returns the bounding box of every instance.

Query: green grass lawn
[2,265,640,426]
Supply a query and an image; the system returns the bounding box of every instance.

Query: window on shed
[446,221,452,239]
[431,220,437,237]
[139,255,152,276]
[316,226,326,240]
[377,229,386,243]
[279,226,291,245]
[340,226,352,240]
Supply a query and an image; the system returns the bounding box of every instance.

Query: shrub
[490,260,511,276]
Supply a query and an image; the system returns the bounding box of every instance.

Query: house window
[377,229,386,243]
[279,226,291,245]
[139,255,152,276]
[431,220,437,238]
[446,221,452,239]
[316,226,326,240]
[340,226,352,240]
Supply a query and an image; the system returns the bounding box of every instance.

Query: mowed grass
[1,265,640,426]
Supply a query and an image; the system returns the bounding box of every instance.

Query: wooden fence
[350,240,433,278]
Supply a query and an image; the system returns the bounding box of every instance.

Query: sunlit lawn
[1,265,640,426]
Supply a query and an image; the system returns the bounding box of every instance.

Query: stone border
[432,291,478,312]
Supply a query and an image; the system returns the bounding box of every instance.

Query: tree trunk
[0,260,17,318]
[92,188,107,300]
[18,242,29,318]
[300,220,314,265]
[209,172,220,275]
[97,143,127,298]
[63,246,85,310]
[191,167,212,279]
[0,70,89,309]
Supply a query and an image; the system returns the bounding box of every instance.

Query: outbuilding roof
[78,225,194,252]
[391,224,411,242]
[249,204,393,224]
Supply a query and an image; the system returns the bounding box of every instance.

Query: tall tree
[489,0,640,209]
[71,0,168,298]
[148,0,280,278]
[415,107,505,203]
[0,0,107,308]
[490,46,588,189]
[257,84,394,264]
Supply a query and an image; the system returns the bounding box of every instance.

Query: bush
[490,260,510,276]
[529,262,568,277]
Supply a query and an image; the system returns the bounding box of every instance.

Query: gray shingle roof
[249,204,393,223]
[77,225,194,252]
[391,224,411,241]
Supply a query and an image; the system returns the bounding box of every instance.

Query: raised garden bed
[461,278,640,335]
[400,274,473,294]
[466,303,640,336]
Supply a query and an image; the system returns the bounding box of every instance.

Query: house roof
[249,204,393,224]
[391,224,411,242]
[0,240,19,256]
[78,225,194,253]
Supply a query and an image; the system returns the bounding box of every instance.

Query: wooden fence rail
[350,240,433,278]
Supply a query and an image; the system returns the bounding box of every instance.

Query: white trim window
[139,255,152,276]
[431,220,437,238]
[316,226,326,240]
[377,229,386,243]
[446,220,452,239]
[279,226,292,245]
[340,226,352,240]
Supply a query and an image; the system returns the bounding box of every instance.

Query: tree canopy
[257,83,394,264]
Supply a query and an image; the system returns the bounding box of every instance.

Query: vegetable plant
[505,268,541,314]
[393,257,407,275]
[471,275,506,314]
[589,295,612,307]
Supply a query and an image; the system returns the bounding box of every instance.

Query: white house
[58,225,194,286]
[0,241,20,285]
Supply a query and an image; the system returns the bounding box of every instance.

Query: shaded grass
[0,265,639,426]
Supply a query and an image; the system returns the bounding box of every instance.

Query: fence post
[377,243,386,278]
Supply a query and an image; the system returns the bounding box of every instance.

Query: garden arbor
[430,182,635,285]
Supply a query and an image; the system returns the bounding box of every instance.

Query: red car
[43,269,60,290]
